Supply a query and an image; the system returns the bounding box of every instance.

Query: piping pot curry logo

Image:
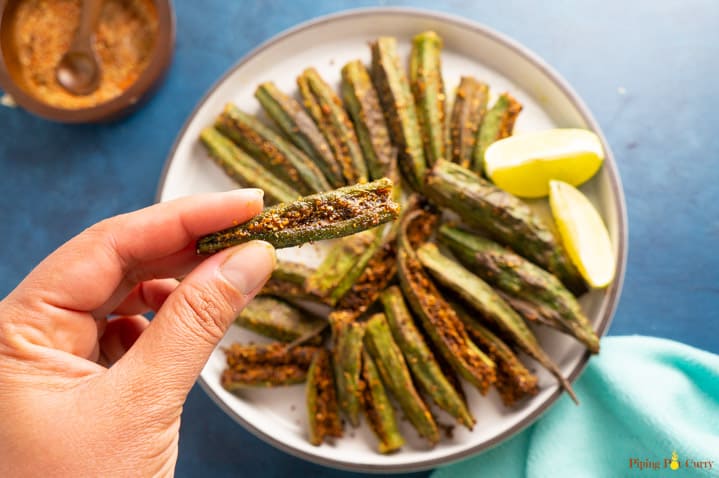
[628,450,715,471]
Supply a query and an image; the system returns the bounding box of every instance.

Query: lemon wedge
[484,128,604,198]
[549,180,614,288]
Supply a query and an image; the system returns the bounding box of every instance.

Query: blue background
[1,1,717,476]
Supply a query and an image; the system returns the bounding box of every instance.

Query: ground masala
[12,0,157,109]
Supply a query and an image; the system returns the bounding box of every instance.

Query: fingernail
[219,241,276,294]
[229,188,264,201]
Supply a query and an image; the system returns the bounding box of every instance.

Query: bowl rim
[0,0,175,123]
[155,6,628,473]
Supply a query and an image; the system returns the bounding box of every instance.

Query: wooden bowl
[0,0,175,123]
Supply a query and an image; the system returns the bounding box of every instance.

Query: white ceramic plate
[156,7,627,473]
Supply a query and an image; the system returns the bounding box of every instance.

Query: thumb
[111,240,276,406]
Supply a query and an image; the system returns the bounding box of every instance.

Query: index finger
[11,188,265,313]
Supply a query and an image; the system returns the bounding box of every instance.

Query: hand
[0,189,276,477]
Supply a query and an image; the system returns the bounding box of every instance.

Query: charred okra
[221,343,320,390]
[216,104,331,195]
[298,68,368,184]
[424,160,587,295]
[199,127,299,204]
[235,296,325,345]
[307,349,343,445]
[397,210,496,394]
[381,286,475,429]
[341,60,394,180]
[415,243,578,403]
[225,342,320,368]
[472,92,522,174]
[255,82,344,187]
[331,320,366,427]
[371,37,427,191]
[361,351,405,454]
[364,313,440,445]
[450,77,489,168]
[439,226,599,353]
[196,178,400,254]
[410,31,447,166]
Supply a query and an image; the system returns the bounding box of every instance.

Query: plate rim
[155,6,628,473]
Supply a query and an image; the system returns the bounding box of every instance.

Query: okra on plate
[450,77,489,168]
[298,68,368,185]
[196,178,400,254]
[331,320,366,427]
[221,343,320,390]
[439,225,600,353]
[306,349,343,445]
[397,210,496,394]
[260,260,330,305]
[472,92,522,175]
[341,60,395,180]
[216,103,331,195]
[410,31,447,166]
[235,296,326,345]
[199,127,299,205]
[424,159,587,295]
[255,82,344,188]
[371,36,427,191]
[364,313,440,445]
[415,242,578,403]
[381,286,475,429]
[361,351,405,454]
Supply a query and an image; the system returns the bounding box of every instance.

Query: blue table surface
[1,1,717,476]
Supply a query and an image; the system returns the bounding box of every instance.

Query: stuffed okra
[221,343,320,390]
[361,351,404,453]
[235,296,326,345]
[450,77,489,168]
[261,260,329,304]
[472,92,522,174]
[307,349,343,445]
[331,320,366,427]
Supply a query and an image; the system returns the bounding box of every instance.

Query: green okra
[424,160,587,295]
[298,68,368,185]
[371,36,426,191]
[221,364,308,390]
[364,313,440,445]
[415,242,578,403]
[410,31,447,166]
[234,296,325,345]
[199,127,299,205]
[304,230,378,304]
[216,104,331,195]
[439,226,600,353]
[341,60,394,180]
[255,82,344,187]
[397,210,496,394]
[196,178,400,254]
[450,77,489,168]
[451,301,539,406]
[361,351,405,454]
[331,320,366,427]
[261,261,329,305]
[472,92,522,174]
[380,286,475,429]
[306,349,343,445]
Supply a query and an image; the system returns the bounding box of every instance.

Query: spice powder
[12,0,158,109]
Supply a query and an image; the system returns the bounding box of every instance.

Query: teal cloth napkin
[432,336,719,478]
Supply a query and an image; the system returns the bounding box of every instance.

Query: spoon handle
[71,0,104,51]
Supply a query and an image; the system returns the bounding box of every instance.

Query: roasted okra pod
[255,82,345,187]
[361,351,405,454]
[341,60,394,180]
[261,260,329,305]
[331,320,366,427]
[381,286,475,429]
[199,127,300,204]
[221,343,320,390]
[196,178,400,254]
[450,77,489,168]
[410,31,447,166]
[424,160,587,295]
[298,68,368,184]
[235,296,326,345]
[472,92,522,174]
[307,349,343,445]
[364,313,440,445]
[397,210,496,394]
[415,242,578,403]
[439,226,599,353]
[216,104,331,195]
[371,37,427,191]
